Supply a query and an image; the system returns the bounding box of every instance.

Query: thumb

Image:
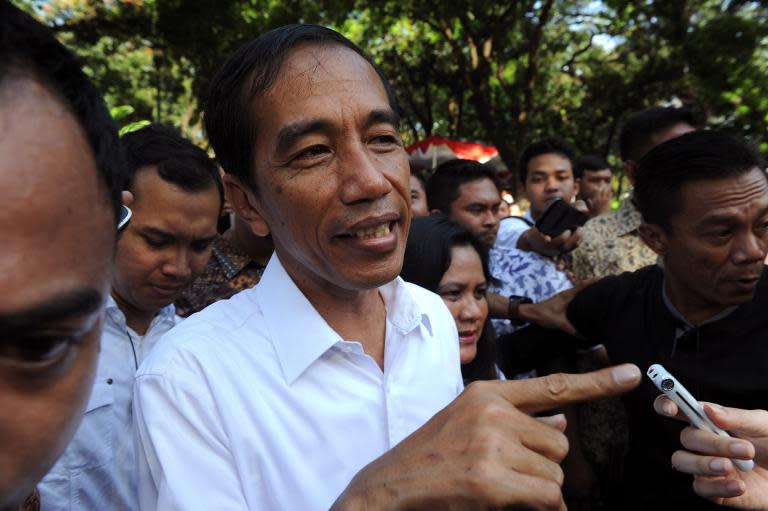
[497,364,641,414]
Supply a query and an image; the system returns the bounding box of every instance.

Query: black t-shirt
[566,264,768,510]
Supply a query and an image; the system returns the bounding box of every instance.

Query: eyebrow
[275,108,401,156]
[0,288,103,335]
[700,206,768,226]
[141,226,217,244]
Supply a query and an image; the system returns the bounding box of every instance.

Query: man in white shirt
[40,125,222,510]
[134,24,642,510]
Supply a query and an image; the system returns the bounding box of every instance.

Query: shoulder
[575,265,660,305]
[138,288,271,380]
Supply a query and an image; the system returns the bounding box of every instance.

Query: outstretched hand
[655,397,768,509]
[333,364,641,511]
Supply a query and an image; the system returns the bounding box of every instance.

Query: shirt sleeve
[134,372,248,511]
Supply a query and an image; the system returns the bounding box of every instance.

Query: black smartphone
[534,198,588,237]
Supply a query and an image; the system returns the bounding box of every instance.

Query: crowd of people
[2,2,768,510]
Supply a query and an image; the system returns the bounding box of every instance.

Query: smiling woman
[401,216,500,382]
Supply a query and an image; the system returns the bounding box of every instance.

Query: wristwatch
[507,295,533,325]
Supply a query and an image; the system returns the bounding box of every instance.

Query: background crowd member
[175,194,274,317]
[488,138,582,336]
[408,165,429,217]
[655,398,768,509]
[0,3,123,510]
[132,24,642,511]
[401,216,499,382]
[426,158,502,247]
[575,154,613,218]
[570,106,703,283]
[40,124,222,510]
[524,130,768,510]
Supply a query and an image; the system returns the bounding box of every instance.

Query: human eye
[474,285,488,299]
[439,289,462,301]
[143,234,170,249]
[293,144,330,162]
[191,239,214,253]
[0,334,81,371]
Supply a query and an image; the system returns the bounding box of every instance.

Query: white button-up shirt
[133,255,463,510]
[39,297,180,510]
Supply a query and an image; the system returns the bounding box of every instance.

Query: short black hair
[400,216,498,383]
[634,130,767,232]
[205,24,400,193]
[0,2,124,221]
[426,159,500,213]
[619,106,705,162]
[574,154,611,180]
[121,125,223,209]
[519,138,576,183]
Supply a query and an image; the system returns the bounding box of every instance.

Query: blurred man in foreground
[0,3,123,509]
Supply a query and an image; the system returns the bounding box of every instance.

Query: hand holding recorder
[650,364,768,509]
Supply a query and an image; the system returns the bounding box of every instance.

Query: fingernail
[709,458,728,473]
[729,442,752,458]
[612,364,641,384]
[726,480,744,494]
[662,401,675,416]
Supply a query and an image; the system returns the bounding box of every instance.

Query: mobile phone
[647,364,754,472]
[534,198,588,238]
[118,204,132,231]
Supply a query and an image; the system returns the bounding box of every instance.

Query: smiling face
[112,166,219,323]
[523,153,578,220]
[646,168,768,323]
[242,44,410,297]
[437,245,489,365]
[0,79,114,508]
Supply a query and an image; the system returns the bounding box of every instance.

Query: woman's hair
[401,216,498,382]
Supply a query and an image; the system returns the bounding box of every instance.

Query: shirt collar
[256,253,432,385]
[212,236,257,280]
[523,209,535,223]
[616,195,644,236]
[105,294,177,330]
[661,276,737,334]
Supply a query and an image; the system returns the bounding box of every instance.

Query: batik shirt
[175,236,266,317]
[489,213,572,336]
[570,196,658,283]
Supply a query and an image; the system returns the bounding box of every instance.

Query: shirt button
[106,378,113,385]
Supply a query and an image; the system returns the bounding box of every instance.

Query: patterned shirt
[489,215,573,336]
[175,236,266,317]
[570,196,658,284]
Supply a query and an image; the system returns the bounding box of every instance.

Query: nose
[733,230,767,265]
[161,248,193,281]
[545,176,561,192]
[458,296,484,323]
[482,209,498,228]
[338,143,396,205]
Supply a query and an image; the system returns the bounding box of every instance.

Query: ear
[638,223,668,257]
[624,160,638,184]
[572,178,580,198]
[121,190,134,207]
[223,174,271,237]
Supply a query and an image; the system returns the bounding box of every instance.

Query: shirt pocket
[59,381,116,472]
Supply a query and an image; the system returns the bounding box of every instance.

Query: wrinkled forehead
[266,43,386,102]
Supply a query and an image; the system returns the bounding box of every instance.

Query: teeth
[354,224,391,239]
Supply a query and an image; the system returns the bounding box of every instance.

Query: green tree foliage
[17,0,768,188]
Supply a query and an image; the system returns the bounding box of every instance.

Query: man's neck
[110,290,158,336]
[284,266,388,370]
[224,219,273,266]
[662,276,729,327]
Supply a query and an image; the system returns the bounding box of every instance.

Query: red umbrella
[406,135,499,169]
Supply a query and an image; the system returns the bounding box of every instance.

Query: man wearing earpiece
[39,125,222,510]
[524,130,768,510]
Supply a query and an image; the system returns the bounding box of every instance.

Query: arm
[134,374,249,511]
[332,364,642,510]
[655,397,768,509]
